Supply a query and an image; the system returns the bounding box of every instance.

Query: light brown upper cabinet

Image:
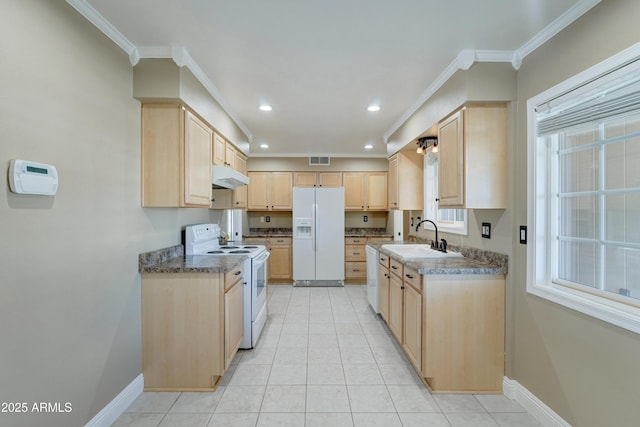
[213,132,247,173]
[343,172,388,211]
[293,172,343,188]
[388,151,423,210]
[141,103,212,208]
[247,171,293,210]
[437,104,507,209]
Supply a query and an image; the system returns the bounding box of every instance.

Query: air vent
[309,156,330,166]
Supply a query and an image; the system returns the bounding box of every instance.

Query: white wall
[0,1,213,425]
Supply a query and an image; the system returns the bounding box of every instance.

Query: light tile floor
[113,285,542,427]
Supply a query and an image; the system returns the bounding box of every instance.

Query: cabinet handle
[401,286,405,290]
[353,252,360,255]
[380,258,384,261]
[391,265,398,270]
[406,274,414,279]
[234,270,242,276]
[435,198,440,202]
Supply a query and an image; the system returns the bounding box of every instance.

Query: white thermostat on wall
[9,159,58,196]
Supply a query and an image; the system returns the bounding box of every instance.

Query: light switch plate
[481,222,491,239]
[520,226,527,244]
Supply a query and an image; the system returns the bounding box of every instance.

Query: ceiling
[74,0,596,157]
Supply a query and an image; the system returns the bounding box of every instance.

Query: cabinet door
[234,151,247,174]
[224,279,244,369]
[294,172,317,187]
[343,172,365,210]
[438,110,464,207]
[141,104,182,207]
[378,264,389,322]
[269,244,292,280]
[318,172,342,187]
[270,172,293,210]
[388,155,398,209]
[225,143,236,169]
[213,133,226,166]
[403,283,422,371]
[184,111,213,207]
[388,274,404,343]
[247,172,269,210]
[365,172,388,210]
[232,152,248,209]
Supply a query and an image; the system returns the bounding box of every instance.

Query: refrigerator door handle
[313,202,318,252]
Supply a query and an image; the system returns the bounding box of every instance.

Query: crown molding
[515,0,601,62]
[65,1,252,141]
[65,0,139,66]
[384,0,601,142]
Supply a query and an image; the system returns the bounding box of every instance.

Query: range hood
[212,165,250,190]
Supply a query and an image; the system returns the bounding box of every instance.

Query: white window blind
[528,46,640,333]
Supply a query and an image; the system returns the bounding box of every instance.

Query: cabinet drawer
[368,237,392,242]
[403,266,422,293]
[270,237,291,245]
[345,237,367,245]
[345,245,366,262]
[345,262,366,279]
[224,265,244,292]
[379,253,390,268]
[389,258,403,278]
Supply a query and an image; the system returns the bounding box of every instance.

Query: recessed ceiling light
[260,143,269,149]
[364,144,373,149]
[367,105,380,112]
[259,105,272,112]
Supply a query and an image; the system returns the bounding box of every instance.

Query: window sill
[527,281,640,334]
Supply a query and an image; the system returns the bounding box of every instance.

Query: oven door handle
[254,250,270,265]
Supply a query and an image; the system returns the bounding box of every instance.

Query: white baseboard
[85,374,144,427]
[503,377,571,427]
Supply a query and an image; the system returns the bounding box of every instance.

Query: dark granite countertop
[139,245,246,274]
[367,241,507,276]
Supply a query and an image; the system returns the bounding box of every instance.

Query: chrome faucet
[415,219,448,253]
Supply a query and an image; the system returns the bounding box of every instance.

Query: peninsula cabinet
[437,104,507,209]
[141,104,212,207]
[247,171,293,210]
[343,172,388,210]
[142,266,244,391]
[423,274,505,393]
[387,261,404,343]
[388,150,423,210]
[378,253,390,322]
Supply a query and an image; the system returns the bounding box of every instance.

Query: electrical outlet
[363,215,368,222]
[266,216,271,223]
[520,226,527,244]
[260,216,264,223]
[481,222,491,239]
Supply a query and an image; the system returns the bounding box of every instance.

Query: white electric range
[185,224,269,349]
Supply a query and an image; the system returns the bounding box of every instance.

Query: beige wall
[0,1,214,426]
[133,59,250,153]
[512,1,640,426]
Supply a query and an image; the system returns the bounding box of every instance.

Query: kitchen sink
[381,244,463,259]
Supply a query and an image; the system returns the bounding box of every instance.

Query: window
[527,44,640,333]
[423,149,467,235]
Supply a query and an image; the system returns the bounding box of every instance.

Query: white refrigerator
[292,187,345,286]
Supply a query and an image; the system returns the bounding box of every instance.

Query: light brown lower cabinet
[423,274,505,393]
[378,255,390,322]
[376,252,505,393]
[388,271,404,343]
[268,237,292,282]
[402,266,422,371]
[142,266,243,391]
